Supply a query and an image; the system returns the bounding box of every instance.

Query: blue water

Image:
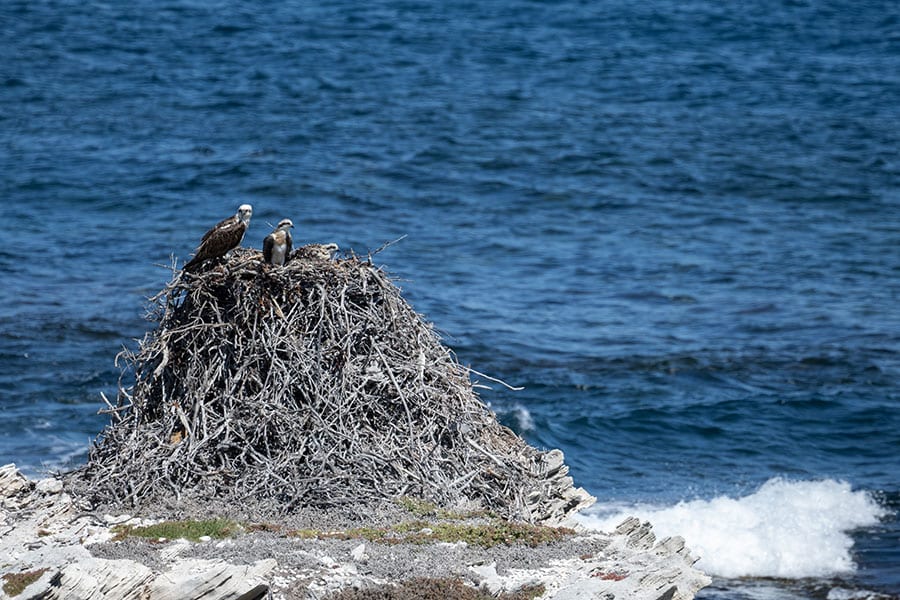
[2,0,898,598]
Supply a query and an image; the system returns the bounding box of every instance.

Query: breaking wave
[576,478,889,579]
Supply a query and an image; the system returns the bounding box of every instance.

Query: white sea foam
[511,404,535,432]
[488,402,535,432]
[575,478,888,579]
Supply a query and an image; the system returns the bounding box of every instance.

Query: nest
[67,246,592,523]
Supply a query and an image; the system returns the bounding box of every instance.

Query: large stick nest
[67,247,592,523]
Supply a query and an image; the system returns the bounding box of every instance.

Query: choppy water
[2,1,898,598]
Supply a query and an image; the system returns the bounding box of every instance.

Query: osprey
[183,204,253,272]
[262,218,294,266]
[292,243,339,262]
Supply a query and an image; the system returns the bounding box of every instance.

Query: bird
[262,218,294,266]
[183,204,253,272]
[291,243,339,262]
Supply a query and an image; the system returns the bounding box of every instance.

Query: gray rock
[35,477,64,495]
[1,464,711,600]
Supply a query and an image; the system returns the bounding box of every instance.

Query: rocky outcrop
[526,449,596,526]
[1,464,710,600]
[1,465,273,600]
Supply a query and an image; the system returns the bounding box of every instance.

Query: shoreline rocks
[1,464,710,600]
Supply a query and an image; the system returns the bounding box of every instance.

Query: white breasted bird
[263,218,294,266]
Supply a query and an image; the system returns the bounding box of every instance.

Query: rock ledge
[2,464,710,600]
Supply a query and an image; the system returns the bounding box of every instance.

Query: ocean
[1,0,898,598]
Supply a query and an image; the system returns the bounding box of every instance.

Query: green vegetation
[108,512,573,550]
[409,521,573,547]
[112,518,241,542]
[396,496,439,517]
[290,519,575,548]
[326,577,545,599]
[2,568,48,597]
[395,496,489,520]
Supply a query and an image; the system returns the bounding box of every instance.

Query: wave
[489,402,535,434]
[575,478,889,579]
[506,404,535,433]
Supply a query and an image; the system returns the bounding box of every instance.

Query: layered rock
[2,464,710,600]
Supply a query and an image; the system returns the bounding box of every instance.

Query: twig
[467,367,524,391]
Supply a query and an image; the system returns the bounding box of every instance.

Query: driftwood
[66,247,592,522]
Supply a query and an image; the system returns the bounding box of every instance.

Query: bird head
[276,218,294,231]
[316,243,340,259]
[237,204,253,224]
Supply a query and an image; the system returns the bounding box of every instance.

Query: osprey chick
[292,243,339,262]
[183,204,253,272]
[263,218,294,266]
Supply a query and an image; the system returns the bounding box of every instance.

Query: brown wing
[200,214,237,243]
[262,232,275,264]
[184,217,247,271]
